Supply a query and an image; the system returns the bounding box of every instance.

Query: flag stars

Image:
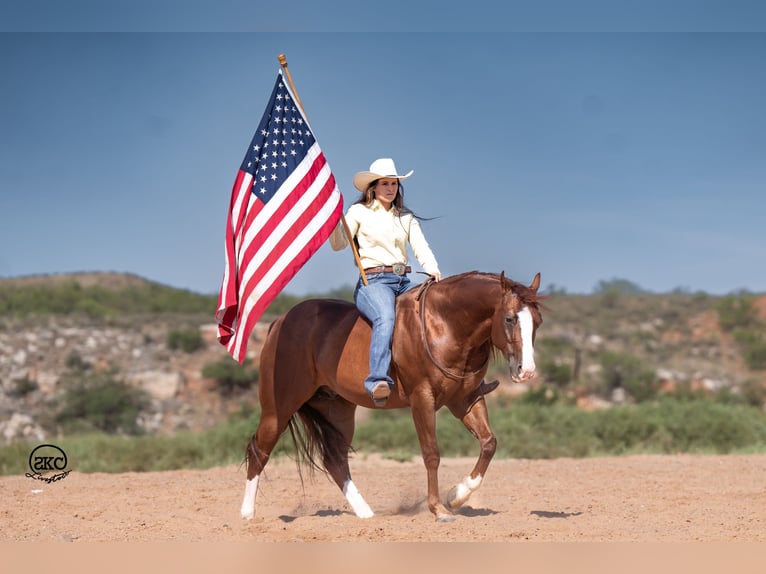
[239,78,314,180]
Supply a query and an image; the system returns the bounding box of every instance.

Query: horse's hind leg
[241,354,315,518]
[446,398,497,511]
[240,410,284,519]
[306,393,374,518]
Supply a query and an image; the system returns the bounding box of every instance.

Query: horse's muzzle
[510,371,535,384]
[509,360,536,383]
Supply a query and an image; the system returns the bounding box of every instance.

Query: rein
[416,276,490,381]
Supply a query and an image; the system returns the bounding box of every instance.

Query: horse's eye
[505,315,517,326]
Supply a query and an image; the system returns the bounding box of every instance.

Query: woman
[330,158,442,406]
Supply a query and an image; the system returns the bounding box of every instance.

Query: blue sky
[2,5,765,296]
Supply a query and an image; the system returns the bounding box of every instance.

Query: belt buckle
[392,263,406,275]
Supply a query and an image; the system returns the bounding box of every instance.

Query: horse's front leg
[446,397,496,511]
[409,393,455,522]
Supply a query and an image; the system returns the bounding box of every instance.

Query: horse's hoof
[446,486,459,508]
[436,513,456,523]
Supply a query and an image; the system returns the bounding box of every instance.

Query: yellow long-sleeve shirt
[330,199,440,276]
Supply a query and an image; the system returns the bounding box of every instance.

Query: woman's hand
[432,272,442,282]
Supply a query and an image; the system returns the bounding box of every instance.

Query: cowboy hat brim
[353,169,414,192]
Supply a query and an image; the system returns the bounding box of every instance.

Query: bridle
[415,275,492,381]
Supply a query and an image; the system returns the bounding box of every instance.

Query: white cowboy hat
[353,158,414,192]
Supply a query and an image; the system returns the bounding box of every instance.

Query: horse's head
[491,272,543,383]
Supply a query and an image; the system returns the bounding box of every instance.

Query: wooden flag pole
[277,54,368,286]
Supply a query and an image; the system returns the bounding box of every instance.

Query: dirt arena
[2,453,765,543]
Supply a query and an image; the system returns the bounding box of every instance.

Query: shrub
[202,358,259,394]
[52,371,149,435]
[537,337,577,387]
[716,294,756,331]
[65,351,91,372]
[734,329,766,371]
[9,377,38,397]
[167,328,205,353]
[738,378,766,408]
[598,351,657,402]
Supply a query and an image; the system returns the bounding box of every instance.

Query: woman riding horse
[330,158,442,406]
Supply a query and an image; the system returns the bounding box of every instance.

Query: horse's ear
[529,272,541,293]
[500,271,509,292]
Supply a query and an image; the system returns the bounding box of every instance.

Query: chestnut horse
[240,271,543,522]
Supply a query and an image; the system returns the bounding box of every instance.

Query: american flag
[216,71,343,363]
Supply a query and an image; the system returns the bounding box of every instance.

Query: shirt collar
[371,198,398,215]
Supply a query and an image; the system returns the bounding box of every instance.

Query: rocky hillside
[1,273,764,444]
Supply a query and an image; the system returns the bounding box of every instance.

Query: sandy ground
[2,453,765,543]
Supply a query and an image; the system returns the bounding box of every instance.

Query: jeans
[354,272,416,395]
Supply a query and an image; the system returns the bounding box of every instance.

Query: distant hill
[0,271,156,290]
[0,272,216,317]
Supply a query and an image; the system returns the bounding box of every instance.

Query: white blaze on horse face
[518,306,536,378]
[343,479,374,518]
[241,476,259,520]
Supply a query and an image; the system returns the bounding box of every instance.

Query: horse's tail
[287,401,351,480]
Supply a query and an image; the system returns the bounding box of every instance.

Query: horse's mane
[444,270,545,308]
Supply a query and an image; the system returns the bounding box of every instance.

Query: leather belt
[364,264,411,276]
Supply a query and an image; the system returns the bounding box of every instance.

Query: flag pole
[277,54,368,286]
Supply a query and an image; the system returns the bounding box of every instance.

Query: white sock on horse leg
[343,479,374,518]
[241,476,259,519]
[448,473,483,509]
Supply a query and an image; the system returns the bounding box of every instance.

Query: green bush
[599,351,657,402]
[202,358,259,394]
[8,377,38,397]
[738,378,766,408]
[4,400,766,474]
[65,351,91,372]
[536,337,576,387]
[716,294,756,331]
[52,371,149,435]
[733,329,766,370]
[167,328,205,353]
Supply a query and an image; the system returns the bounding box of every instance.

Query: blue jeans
[354,272,416,395]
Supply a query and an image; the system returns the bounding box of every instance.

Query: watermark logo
[26,444,71,483]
